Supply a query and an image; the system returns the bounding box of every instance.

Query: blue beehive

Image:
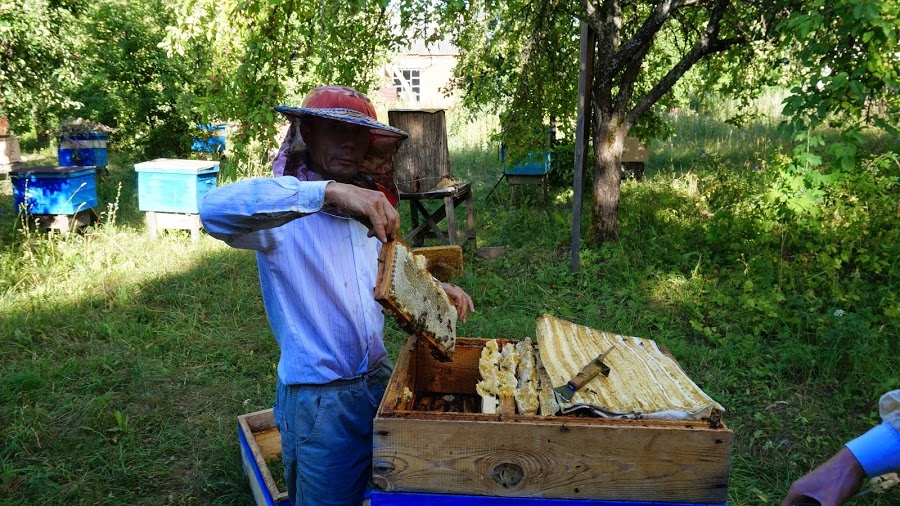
[135,158,219,214]
[500,145,551,176]
[58,133,109,167]
[11,166,98,215]
[191,123,227,153]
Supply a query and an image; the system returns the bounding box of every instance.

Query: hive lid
[374,240,457,360]
[10,165,96,176]
[535,314,725,420]
[134,158,220,173]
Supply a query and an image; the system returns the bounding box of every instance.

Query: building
[376,39,460,109]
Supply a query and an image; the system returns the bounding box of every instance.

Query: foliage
[780,0,900,136]
[0,0,83,133]
[162,0,405,177]
[66,0,201,158]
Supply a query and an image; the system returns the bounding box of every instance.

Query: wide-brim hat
[272,85,408,206]
[273,106,408,144]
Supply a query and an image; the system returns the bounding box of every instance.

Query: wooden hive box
[58,132,109,167]
[134,158,219,214]
[0,135,22,165]
[237,409,291,506]
[372,335,731,505]
[387,109,449,193]
[11,166,98,215]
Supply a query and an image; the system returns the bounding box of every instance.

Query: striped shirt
[199,176,388,385]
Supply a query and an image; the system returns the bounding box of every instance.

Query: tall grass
[1,96,898,505]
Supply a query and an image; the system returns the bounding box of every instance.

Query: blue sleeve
[845,421,900,477]
[199,177,330,250]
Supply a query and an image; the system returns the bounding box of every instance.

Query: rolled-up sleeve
[845,390,900,477]
[199,176,330,250]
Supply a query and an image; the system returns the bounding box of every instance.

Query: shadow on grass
[0,241,272,504]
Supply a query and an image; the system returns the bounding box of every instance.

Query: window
[393,69,421,102]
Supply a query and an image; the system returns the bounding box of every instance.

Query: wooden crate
[58,133,109,167]
[11,166,98,215]
[134,158,219,214]
[373,336,731,504]
[0,135,21,165]
[237,409,291,506]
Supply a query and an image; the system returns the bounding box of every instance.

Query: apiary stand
[399,182,475,247]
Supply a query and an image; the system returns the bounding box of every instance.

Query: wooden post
[571,23,596,273]
[388,109,451,193]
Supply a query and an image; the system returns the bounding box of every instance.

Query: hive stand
[24,208,99,235]
[145,211,202,243]
[400,182,476,247]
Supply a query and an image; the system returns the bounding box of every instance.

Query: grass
[1,104,898,505]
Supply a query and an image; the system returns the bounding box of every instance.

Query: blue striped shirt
[199,176,388,385]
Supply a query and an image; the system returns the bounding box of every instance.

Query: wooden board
[373,335,732,503]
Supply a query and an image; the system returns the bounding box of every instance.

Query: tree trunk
[590,117,624,245]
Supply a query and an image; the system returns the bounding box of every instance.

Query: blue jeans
[274,360,392,506]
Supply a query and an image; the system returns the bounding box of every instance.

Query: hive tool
[553,345,616,403]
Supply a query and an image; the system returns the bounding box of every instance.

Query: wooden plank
[414,338,484,394]
[379,334,419,415]
[410,338,517,396]
[373,417,731,503]
[571,22,596,273]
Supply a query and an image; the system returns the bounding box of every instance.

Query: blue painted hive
[191,123,227,153]
[135,158,219,214]
[11,166,98,215]
[58,133,109,167]
[500,145,551,176]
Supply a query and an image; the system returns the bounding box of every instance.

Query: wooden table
[400,182,476,247]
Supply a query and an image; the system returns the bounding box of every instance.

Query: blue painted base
[191,136,226,153]
[368,490,726,506]
[192,123,227,153]
[58,147,108,167]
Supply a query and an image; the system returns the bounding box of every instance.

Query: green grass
[2,106,898,505]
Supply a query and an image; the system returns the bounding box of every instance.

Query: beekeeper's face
[301,116,370,182]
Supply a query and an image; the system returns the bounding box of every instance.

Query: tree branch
[625,0,740,127]
[607,0,682,79]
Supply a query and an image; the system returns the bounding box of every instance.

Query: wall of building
[375,40,461,110]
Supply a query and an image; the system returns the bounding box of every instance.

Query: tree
[163,0,406,176]
[436,0,798,245]
[780,0,899,169]
[0,0,83,137]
